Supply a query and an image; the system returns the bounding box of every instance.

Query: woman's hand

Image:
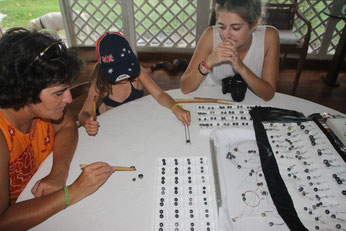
[84,116,100,136]
[224,39,245,73]
[69,162,113,203]
[31,173,66,198]
[207,39,245,73]
[207,39,234,67]
[172,106,191,126]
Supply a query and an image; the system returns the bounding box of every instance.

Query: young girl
[180,0,279,101]
[79,32,191,136]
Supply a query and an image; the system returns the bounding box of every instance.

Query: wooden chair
[263,1,312,87]
[208,0,312,87]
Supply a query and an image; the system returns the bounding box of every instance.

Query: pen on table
[185,124,191,144]
[80,164,136,172]
[92,95,97,121]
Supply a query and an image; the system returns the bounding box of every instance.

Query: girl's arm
[233,26,279,101]
[138,67,191,125]
[180,27,214,94]
[78,81,100,135]
[218,26,280,101]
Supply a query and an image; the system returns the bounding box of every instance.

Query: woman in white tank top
[180,0,279,101]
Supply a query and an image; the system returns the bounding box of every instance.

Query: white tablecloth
[17,86,343,230]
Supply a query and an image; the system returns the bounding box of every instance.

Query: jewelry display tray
[211,120,346,231]
[196,104,257,135]
[153,156,218,231]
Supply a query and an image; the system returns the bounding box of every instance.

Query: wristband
[64,185,69,209]
[171,104,183,112]
[198,63,208,76]
[201,58,212,72]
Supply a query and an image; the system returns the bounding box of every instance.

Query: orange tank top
[0,112,54,204]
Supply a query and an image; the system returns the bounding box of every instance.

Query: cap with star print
[96,32,140,83]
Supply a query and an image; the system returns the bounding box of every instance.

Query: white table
[17,86,343,230]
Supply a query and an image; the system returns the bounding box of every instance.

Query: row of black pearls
[197,104,254,132]
[155,157,215,231]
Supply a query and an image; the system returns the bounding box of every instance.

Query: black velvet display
[250,106,309,231]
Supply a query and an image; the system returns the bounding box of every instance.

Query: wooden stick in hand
[92,95,97,121]
[80,164,136,172]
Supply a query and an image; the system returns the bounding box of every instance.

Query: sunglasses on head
[33,41,67,62]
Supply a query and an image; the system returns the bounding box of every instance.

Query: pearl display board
[263,121,346,231]
[211,128,289,231]
[196,105,255,134]
[154,156,217,231]
[211,120,346,231]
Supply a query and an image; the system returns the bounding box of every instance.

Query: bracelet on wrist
[201,58,212,72]
[64,185,70,209]
[171,104,183,112]
[198,63,209,76]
